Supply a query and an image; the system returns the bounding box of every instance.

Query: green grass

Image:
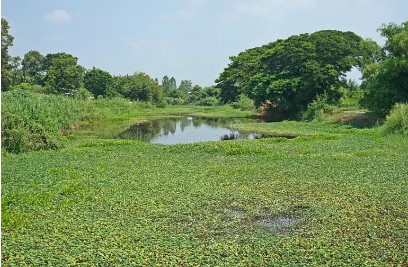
[2,117,407,266]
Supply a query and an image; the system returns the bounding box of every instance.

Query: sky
[1,0,407,86]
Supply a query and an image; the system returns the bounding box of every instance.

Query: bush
[339,89,364,108]
[197,96,219,106]
[156,101,167,108]
[164,97,185,105]
[75,87,93,100]
[384,103,408,134]
[1,113,57,153]
[302,93,334,122]
[11,83,47,94]
[1,90,83,153]
[231,94,255,111]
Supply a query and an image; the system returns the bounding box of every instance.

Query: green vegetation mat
[2,121,407,266]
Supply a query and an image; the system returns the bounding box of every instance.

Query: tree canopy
[21,50,45,83]
[45,53,85,95]
[361,21,408,115]
[216,30,378,118]
[161,76,177,95]
[2,18,15,91]
[84,67,113,98]
[112,72,164,103]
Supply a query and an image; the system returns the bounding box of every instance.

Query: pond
[112,116,266,145]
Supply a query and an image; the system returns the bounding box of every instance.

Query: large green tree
[125,72,163,103]
[161,75,177,95]
[361,21,408,115]
[1,18,15,91]
[216,30,377,119]
[45,53,85,95]
[21,50,45,83]
[178,80,192,99]
[84,67,113,98]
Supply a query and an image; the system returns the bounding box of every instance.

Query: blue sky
[2,0,407,86]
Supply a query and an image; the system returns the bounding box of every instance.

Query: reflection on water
[114,116,264,145]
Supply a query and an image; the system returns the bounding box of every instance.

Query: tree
[126,72,163,103]
[179,80,192,99]
[10,56,23,85]
[2,18,15,91]
[45,53,85,95]
[187,85,220,105]
[361,21,408,115]
[109,75,131,97]
[21,50,45,83]
[84,67,113,98]
[162,75,170,94]
[162,76,177,95]
[216,30,377,119]
[43,53,77,72]
[189,85,204,103]
[169,77,177,91]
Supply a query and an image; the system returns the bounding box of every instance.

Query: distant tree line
[2,17,407,116]
[1,18,216,106]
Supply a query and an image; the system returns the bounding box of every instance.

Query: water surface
[115,116,263,145]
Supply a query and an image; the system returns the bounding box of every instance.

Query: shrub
[156,101,167,108]
[1,113,28,153]
[164,97,185,105]
[302,93,334,122]
[11,83,47,94]
[197,97,219,106]
[11,82,31,91]
[1,90,83,153]
[75,87,93,100]
[339,89,364,108]
[231,94,255,111]
[384,103,408,134]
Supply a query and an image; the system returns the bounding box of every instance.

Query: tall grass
[1,90,84,153]
[384,103,408,134]
[81,97,154,122]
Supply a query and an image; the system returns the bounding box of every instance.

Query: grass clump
[384,103,408,134]
[1,90,83,153]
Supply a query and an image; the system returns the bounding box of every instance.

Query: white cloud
[45,9,71,23]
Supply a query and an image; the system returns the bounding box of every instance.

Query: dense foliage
[83,67,113,98]
[117,72,164,103]
[1,18,18,91]
[361,21,408,115]
[45,53,85,95]
[21,50,45,84]
[384,103,408,134]
[216,30,379,119]
[161,75,177,95]
[1,90,83,153]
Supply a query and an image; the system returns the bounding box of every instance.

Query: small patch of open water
[223,208,302,234]
[114,116,268,145]
[255,216,300,232]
